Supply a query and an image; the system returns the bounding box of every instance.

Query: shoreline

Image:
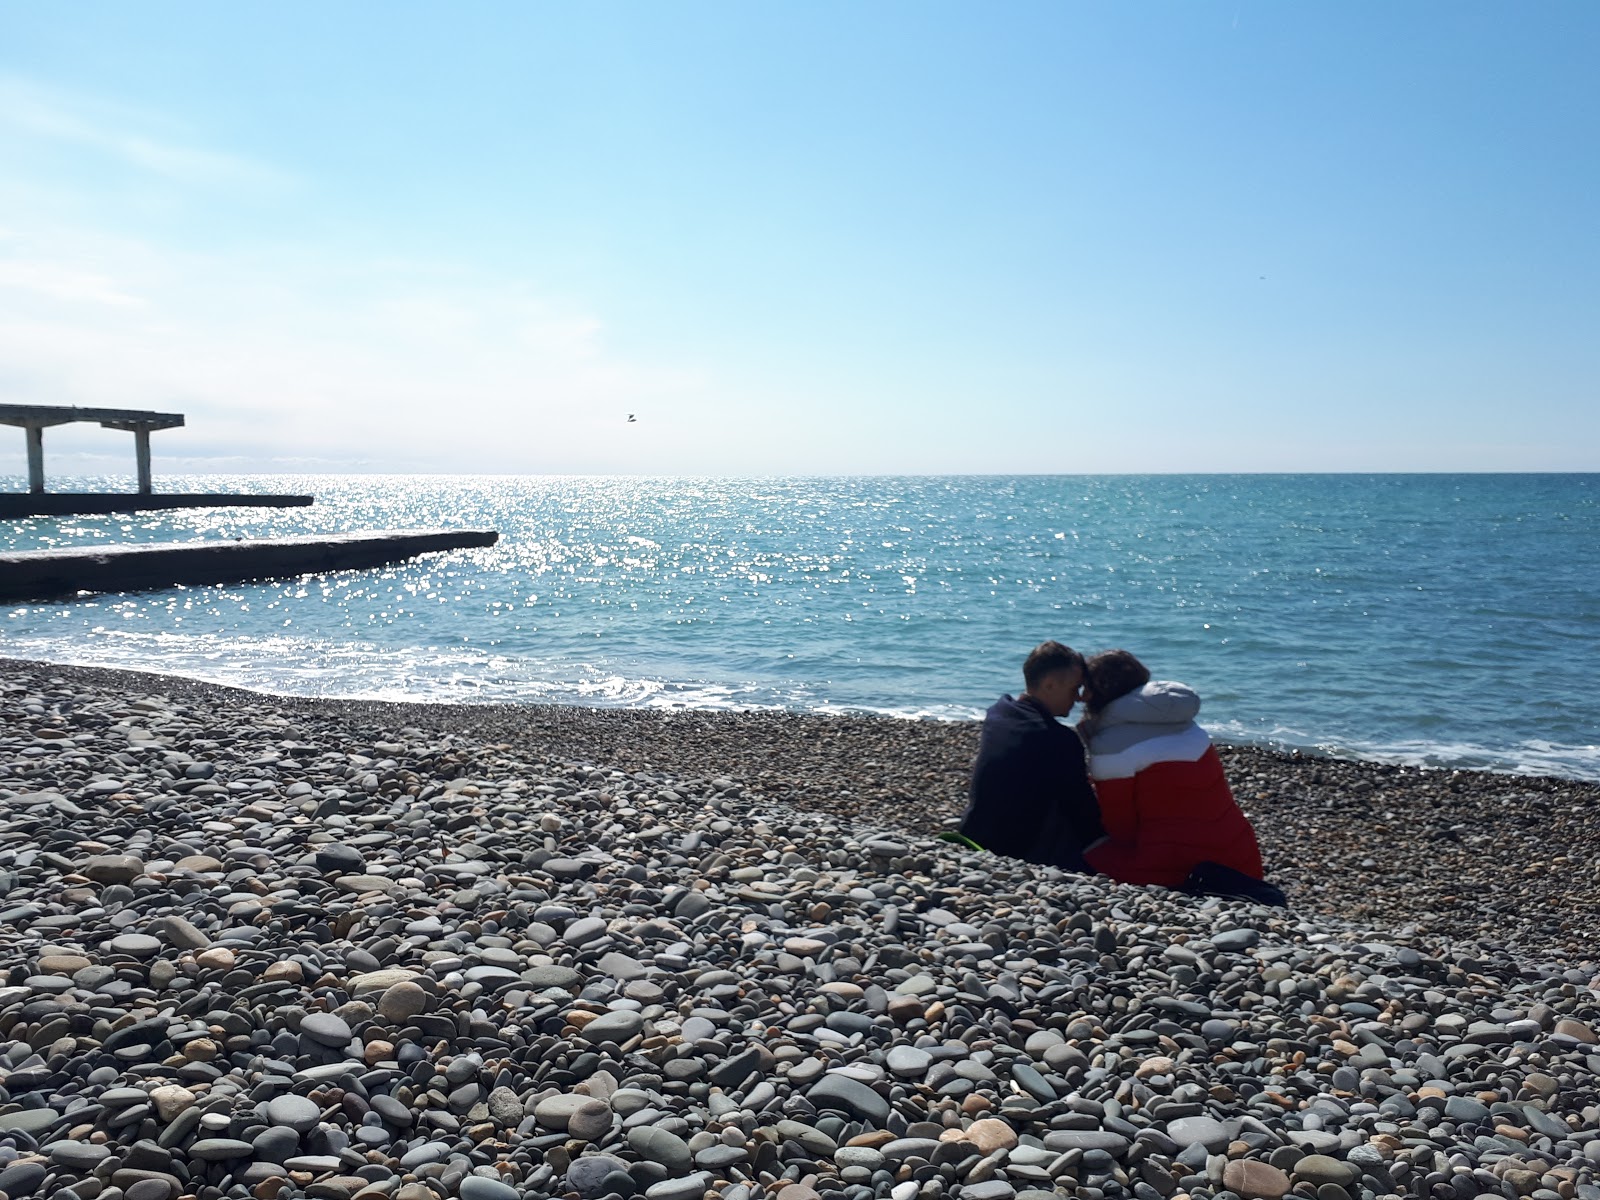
[6,655,1598,967]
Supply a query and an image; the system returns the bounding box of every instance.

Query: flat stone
[83,854,144,883]
[1294,1156,1360,1187]
[886,1045,932,1079]
[195,946,236,970]
[124,1180,178,1200]
[150,1084,197,1121]
[1010,1061,1055,1103]
[110,933,162,958]
[645,1172,715,1200]
[349,968,421,996]
[525,965,583,990]
[378,981,429,1022]
[1224,1159,1291,1200]
[1554,1018,1597,1044]
[300,1012,353,1046]
[581,1010,644,1044]
[161,915,211,950]
[1212,928,1261,952]
[566,1154,628,1198]
[0,1163,47,1199]
[458,1178,519,1200]
[315,843,367,874]
[881,1138,940,1163]
[1043,1130,1132,1155]
[961,1118,1019,1154]
[596,951,648,980]
[52,1141,115,1170]
[1166,1115,1231,1152]
[398,1141,452,1169]
[808,1075,890,1123]
[629,1125,693,1172]
[336,875,395,894]
[961,1184,1017,1200]
[534,1093,597,1131]
[266,1093,324,1132]
[569,1099,613,1141]
[38,953,93,974]
[173,854,224,873]
[774,1120,837,1156]
[0,1109,61,1135]
[189,1137,256,1161]
[565,915,608,945]
[1445,1097,1491,1123]
[254,1126,300,1163]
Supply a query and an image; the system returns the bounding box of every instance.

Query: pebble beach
[2,657,1598,1200]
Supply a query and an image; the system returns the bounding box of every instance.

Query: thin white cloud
[0,74,293,193]
[0,223,709,475]
[0,259,144,307]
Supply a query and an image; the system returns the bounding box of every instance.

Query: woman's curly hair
[1083,649,1151,715]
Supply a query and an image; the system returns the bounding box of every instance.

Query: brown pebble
[1223,1159,1292,1200]
[364,1040,395,1066]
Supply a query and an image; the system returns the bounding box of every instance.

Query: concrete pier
[2,404,184,494]
[0,493,314,518]
[0,528,499,601]
[2,404,314,515]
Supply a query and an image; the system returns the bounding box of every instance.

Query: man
[958,640,1104,872]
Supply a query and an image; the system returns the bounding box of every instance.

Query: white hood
[1080,680,1210,777]
[1098,680,1201,727]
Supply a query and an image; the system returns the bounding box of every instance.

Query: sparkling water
[3,473,1596,780]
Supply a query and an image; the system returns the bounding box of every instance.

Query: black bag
[1181,861,1287,907]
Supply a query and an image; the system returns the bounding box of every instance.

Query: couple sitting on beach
[957,641,1282,904]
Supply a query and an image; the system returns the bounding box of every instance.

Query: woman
[1078,650,1264,887]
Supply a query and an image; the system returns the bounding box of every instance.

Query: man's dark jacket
[959,694,1103,871]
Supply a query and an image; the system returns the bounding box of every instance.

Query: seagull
[627,414,637,423]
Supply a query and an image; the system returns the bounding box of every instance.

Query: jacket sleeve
[1055,729,1104,848]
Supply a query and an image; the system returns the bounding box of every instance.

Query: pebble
[265,1094,323,1132]
[376,980,429,1021]
[299,1012,353,1046]
[580,1009,644,1043]
[458,1178,519,1200]
[0,660,1598,1200]
[0,1162,48,1198]
[1167,1115,1232,1153]
[1224,1159,1292,1200]
[1295,1155,1360,1187]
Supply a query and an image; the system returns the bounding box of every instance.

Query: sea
[2,474,1596,781]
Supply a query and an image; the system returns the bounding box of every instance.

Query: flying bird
[627,414,637,423]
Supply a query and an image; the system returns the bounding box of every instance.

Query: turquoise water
[2,474,1596,780]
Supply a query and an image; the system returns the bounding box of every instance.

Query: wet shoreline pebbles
[1,657,1598,1200]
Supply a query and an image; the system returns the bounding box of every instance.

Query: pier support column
[134,429,152,494]
[25,425,45,494]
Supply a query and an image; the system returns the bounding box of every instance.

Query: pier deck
[0,493,314,518]
[0,528,499,601]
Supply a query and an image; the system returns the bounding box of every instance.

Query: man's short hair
[1022,641,1084,691]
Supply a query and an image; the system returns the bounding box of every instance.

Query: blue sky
[1,3,1596,476]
